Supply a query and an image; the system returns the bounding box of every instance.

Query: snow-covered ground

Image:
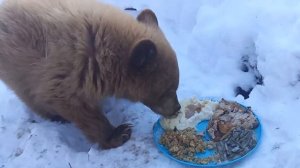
[1,0,300,167]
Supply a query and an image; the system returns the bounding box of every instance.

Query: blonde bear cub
[0,0,180,149]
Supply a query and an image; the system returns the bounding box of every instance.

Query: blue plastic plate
[153,98,262,167]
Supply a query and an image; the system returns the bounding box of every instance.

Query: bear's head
[124,9,180,118]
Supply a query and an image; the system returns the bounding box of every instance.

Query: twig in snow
[68,162,72,168]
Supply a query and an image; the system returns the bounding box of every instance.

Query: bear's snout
[147,92,181,118]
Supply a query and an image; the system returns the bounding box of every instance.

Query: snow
[1,0,300,167]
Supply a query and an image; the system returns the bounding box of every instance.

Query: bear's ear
[137,9,158,27]
[129,39,157,73]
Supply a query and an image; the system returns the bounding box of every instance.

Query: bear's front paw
[104,123,133,149]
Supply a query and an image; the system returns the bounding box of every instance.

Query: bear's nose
[175,103,181,112]
[171,103,181,116]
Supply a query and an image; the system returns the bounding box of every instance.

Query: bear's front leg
[47,99,132,149]
[73,105,133,149]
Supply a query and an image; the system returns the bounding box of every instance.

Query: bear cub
[0,0,180,149]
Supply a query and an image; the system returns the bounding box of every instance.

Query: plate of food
[153,97,262,167]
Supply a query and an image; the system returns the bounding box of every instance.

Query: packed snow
[1,0,300,167]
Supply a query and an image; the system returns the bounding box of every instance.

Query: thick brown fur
[0,0,180,149]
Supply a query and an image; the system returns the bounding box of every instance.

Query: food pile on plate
[159,98,259,164]
[160,128,217,164]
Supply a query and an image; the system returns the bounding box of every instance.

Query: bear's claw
[106,123,133,148]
